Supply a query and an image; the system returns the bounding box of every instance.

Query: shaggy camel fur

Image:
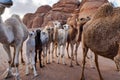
[81,3,120,80]
[67,14,90,67]
[0,2,28,80]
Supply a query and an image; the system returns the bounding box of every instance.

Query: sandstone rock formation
[23,0,80,28]
[23,5,52,28]
[42,0,80,27]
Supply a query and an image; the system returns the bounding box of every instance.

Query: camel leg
[35,49,37,68]
[20,43,25,64]
[57,45,60,64]
[14,43,21,80]
[94,54,103,80]
[66,42,71,59]
[80,47,88,80]
[70,43,74,67]
[88,50,95,69]
[114,57,120,71]
[39,49,43,68]
[55,43,58,57]
[25,50,30,76]
[10,47,15,67]
[47,44,51,64]
[52,42,55,62]
[75,42,80,66]
[31,50,38,77]
[115,61,120,71]
[42,47,46,67]
[2,44,13,78]
[61,45,66,65]
[45,46,48,64]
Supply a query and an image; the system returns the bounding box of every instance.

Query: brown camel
[67,14,90,67]
[80,3,120,80]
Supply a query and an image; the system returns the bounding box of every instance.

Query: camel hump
[11,14,22,22]
[93,3,113,19]
[5,14,23,27]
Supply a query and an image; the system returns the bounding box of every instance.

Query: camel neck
[0,23,8,43]
[0,16,14,44]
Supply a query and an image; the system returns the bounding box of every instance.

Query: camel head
[63,24,70,31]
[29,31,36,38]
[0,0,13,15]
[76,16,90,28]
[53,21,62,29]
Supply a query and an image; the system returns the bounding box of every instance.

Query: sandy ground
[0,43,120,80]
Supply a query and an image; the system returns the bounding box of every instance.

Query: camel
[26,31,38,77]
[66,14,78,58]
[80,3,120,80]
[0,1,29,80]
[66,14,90,67]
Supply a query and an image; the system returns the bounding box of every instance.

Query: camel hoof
[34,73,38,77]
[40,65,43,68]
[47,62,51,64]
[80,76,85,80]
[52,60,55,63]
[64,63,67,66]
[72,58,74,61]
[90,66,95,69]
[21,61,25,65]
[42,65,45,68]
[3,70,13,79]
[70,64,73,67]
[68,56,71,59]
[76,63,80,66]
[25,73,29,76]
[11,63,15,67]
[15,74,21,80]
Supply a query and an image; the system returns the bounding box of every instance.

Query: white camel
[0,1,29,80]
[26,31,38,77]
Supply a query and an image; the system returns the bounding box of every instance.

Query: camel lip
[0,2,13,7]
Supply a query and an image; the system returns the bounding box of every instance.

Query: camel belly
[6,28,14,43]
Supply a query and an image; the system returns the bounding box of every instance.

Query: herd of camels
[0,0,120,80]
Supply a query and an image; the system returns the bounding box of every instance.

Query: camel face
[63,24,70,30]
[0,0,13,15]
[29,31,36,38]
[53,21,61,29]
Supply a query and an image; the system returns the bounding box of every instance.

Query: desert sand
[0,43,119,80]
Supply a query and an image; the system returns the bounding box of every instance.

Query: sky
[1,0,120,21]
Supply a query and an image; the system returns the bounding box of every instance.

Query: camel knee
[114,56,120,71]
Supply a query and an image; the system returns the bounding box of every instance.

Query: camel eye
[80,18,84,21]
